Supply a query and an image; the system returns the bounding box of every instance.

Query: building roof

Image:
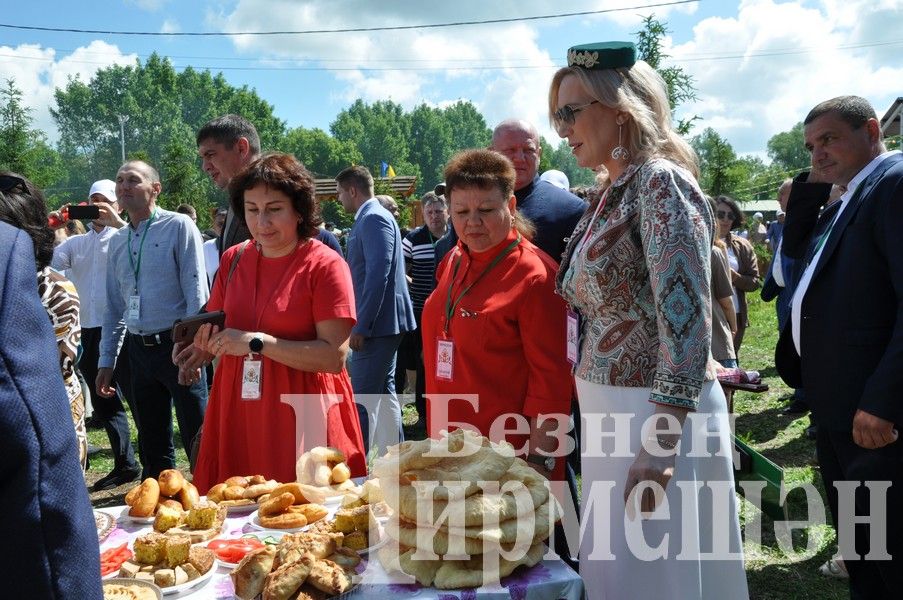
[880,97,903,138]
[314,176,417,201]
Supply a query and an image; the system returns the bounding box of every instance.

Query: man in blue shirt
[97,160,209,478]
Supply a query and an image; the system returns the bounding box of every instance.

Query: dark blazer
[776,153,903,431]
[345,199,416,338]
[0,222,102,599]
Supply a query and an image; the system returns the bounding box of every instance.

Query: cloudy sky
[2,0,901,159]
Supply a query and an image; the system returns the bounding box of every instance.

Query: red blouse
[422,229,573,467]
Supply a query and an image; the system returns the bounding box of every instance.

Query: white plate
[119,506,155,525]
[248,510,309,533]
[210,532,287,569]
[103,578,163,600]
[161,564,215,596]
[224,501,260,516]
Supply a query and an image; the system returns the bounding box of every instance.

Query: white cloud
[127,0,169,11]
[213,1,605,142]
[0,41,137,141]
[671,0,903,155]
[160,19,181,34]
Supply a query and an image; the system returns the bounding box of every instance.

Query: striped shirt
[402,225,440,313]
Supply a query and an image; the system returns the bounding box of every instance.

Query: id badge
[436,339,454,381]
[127,295,141,322]
[241,356,262,400]
[566,309,579,365]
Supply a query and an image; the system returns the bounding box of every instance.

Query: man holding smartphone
[51,180,142,490]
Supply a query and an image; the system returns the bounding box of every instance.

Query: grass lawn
[85,294,850,598]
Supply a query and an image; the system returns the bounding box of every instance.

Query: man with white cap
[52,180,141,490]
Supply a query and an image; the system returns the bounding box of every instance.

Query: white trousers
[575,378,749,600]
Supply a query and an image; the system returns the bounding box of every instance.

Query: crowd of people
[1,39,901,600]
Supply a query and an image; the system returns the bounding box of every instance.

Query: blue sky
[2,0,901,159]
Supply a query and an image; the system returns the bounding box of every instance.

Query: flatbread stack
[373,429,560,589]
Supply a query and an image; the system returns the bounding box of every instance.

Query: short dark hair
[0,172,55,270]
[444,149,516,199]
[804,95,877,131]
[196,114,261,155]
[228,153,321,239]
[335,165,374,195]
[420,191,446,209]
[715,195,744,231]
[176,203,197,220]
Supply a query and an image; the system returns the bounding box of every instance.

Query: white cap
[88,179,117,203]
[753,211,763,220]
[776,209,785,217]
[540,169,570,190]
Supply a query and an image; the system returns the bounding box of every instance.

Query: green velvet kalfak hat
[567,41,637,70]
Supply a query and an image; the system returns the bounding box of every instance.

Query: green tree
[634,15,699,134]
[546,139,596,188]
[330,100,417,179]
[691,128,744,197]
[406,103,453,192]
[0,78,64,193]
[279,126,362,178]
[766,122,809,173]
[51,53,286,214]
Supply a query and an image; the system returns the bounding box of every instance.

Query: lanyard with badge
[564,188,611,365]
[126,209,158,322]
[241,241,303,399]
[436,235,520,381]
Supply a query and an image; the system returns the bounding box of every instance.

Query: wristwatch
[526,453,556,472]
[249,336,264,353]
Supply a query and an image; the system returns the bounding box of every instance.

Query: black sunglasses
[553,100,599,130]
[715,210,734,220]
[0,174,26,193]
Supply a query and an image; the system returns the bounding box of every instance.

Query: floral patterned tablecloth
[99,506,584,600]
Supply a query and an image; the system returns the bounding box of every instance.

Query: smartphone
[67,204,101,220]
[171,311,226,344]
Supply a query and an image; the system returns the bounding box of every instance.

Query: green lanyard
[443,234,520,335]
[127,208,158,293]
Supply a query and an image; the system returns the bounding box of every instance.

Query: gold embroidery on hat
[568,49,600,68]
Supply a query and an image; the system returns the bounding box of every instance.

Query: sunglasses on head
[0,174,26,193]
[553,100,599,129]
[716,210,733,220]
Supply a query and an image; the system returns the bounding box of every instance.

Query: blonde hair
[548,60,698,186]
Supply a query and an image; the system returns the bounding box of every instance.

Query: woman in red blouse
[421,149,573,480]
[190,153,365,491]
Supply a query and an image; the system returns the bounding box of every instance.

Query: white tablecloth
[98,505,583,600]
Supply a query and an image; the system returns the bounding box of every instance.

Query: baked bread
[433,541,545,589]
[129,478,160,517]
[157,469,185,496]
[188,546,215,575]
[306,558,352,595]
[133,532,167,565]
[165,534,190,568]
[262,553,316,600]
[231,545,277,600]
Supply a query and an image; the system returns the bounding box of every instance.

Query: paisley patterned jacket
[557,159,714,409]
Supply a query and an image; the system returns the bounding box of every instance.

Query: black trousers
[816,427,903,599]
[80,327,139,471]
[127,332,207,479]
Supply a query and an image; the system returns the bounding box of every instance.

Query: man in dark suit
[775,95,903,598]
[0,221,102,599]
[336,165,417,456]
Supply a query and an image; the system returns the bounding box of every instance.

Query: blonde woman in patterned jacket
[0,172,87,471]
[549,43,748,599]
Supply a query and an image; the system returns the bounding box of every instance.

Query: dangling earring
[611,123,629,161]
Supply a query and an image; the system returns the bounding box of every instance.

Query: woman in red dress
[191,153,365,491]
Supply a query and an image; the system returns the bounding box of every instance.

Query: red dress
[421,229,573,477]
[193,240,365,492]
